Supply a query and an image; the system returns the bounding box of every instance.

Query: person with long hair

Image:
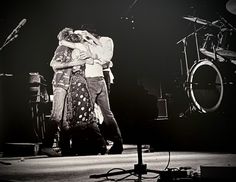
[41,27,106,156]
[59,25,123,154]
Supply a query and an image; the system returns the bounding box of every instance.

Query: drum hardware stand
[177,22,206,118]
[213,45,220,63]
[193,18,201,63]
[219,16,236,32]
[177,37,190,77]
[177,38,194,118]
[177,24,206,76]
[178,83,196,118]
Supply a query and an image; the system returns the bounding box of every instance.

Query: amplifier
[29,72,46,85]
[201,165,236,181]
[29,73,48,103]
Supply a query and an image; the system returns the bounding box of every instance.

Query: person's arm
[95,37,114,65]
[75,30,102,46]
[60,40,98,60]
[50,46,86,70]
[71,49,94,65]
[85,58,94,65]
[59,40,83,49]
[102,61,113,69]
[50,59,86,70]
[83,31,102,46]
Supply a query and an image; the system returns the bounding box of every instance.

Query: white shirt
[85,36,114,78]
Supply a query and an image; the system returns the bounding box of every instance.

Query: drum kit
[177,2,236,114]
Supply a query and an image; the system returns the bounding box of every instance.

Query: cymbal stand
[193,18,201,62]
[177,25,205,76]
[220,16,236,32]
[177,25,205,117]
[177,37,189,78]
[177,37,192,117]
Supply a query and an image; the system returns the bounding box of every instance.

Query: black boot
[108,138,123,154]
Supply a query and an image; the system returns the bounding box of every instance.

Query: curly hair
[57,27,73,41]
[79,24,99,38]
[68,33,82,43]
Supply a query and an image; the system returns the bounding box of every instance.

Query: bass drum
[187,59,236,113]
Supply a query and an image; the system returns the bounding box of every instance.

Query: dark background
[1,0,236,152]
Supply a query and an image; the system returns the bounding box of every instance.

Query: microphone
[15,18,27,31]
[6,18,27,41]
[13,18,27,34]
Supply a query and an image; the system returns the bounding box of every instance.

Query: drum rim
[187,59,224,113]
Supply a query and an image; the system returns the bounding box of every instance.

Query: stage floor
[0,145,236,181]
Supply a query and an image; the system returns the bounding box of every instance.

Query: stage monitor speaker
[201,165,236,181]
[3,143,40,157]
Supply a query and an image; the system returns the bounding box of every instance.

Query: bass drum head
[187,59,223,113]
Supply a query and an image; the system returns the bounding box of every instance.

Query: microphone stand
[0,34,19,51]
[0,18,27,52]
[0,19,26,76]
[0,34,18,78]
[90,143,161,181]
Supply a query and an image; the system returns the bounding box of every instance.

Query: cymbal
[200,48,225,62]
[216,49,236,59]
[226,0,236,15]
[183,16,212,25]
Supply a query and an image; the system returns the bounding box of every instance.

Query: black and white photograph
[1,0,236,181]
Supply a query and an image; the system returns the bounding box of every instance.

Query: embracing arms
[50,45,90,71]
[59,34,114,66]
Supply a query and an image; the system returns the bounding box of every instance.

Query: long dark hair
[57,27,73,41]
[80,24,99,38]
[68,33,82,43]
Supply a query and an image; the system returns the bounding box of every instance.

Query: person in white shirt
[60,25,123,154]
[42,28,107,156]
